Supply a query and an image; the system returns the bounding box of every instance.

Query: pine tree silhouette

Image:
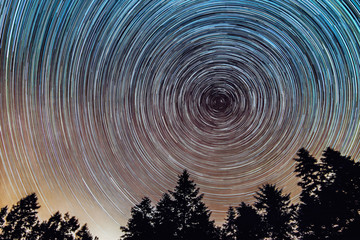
[294,148,323,239]
[120,170,217,240]
[294,148,360,239]
[221,206,236,240]
[0,206,8,230]
[0,193,96,240]
[153,193,177,240]
[169,170,217,240]
[235,202,263,240]
[120,197,155,240]
[76,224,94,240]
[254,184,296,240]
[38,211,81,240]
[1,193,40,239]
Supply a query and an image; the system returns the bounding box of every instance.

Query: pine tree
[120,197,155,240]
[153,193,177,240]
[38,211,81,240]
[294,148,320,197]
[235,202,263,240]
[0,206,7,230]
[61,212,81,239]
[38,211,63,239]
[318,148,360,238]
[221,206,237,240]
[254,184,296,240]
[76,224,94,240]
[295,148,360,239]
[169,170,217,240]
[1,193,40,239]
[294,148,322,239]
[0,193,95,239]
[120,170,217,240]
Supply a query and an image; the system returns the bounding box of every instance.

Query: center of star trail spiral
[0,0,359,239]
[207,91,231,112]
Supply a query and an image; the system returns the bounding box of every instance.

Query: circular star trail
[0,0,359,239]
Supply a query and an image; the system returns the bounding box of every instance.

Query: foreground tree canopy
[0,193,97,240]
[1,147,359,239]
[294,147,360,239]
[122,148,360,240]
[120,170,218,240]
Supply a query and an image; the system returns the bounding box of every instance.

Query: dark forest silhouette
[121,148,360,240]
[120,170,219,240]
[1,147,359,239]
[0,193,97,240]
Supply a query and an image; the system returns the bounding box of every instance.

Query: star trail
[0,0,360,239]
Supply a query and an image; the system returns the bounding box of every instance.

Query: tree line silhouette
[0,147,359,239]
[121,147,360,240]
[0,193,97,239]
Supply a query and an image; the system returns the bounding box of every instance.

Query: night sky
[1,0,360,239]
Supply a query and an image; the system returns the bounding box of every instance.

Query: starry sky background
[0,0,360,239]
